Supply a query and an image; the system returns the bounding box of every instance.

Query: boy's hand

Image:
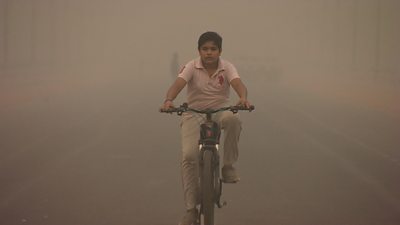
[236,98,251,109]
[160,99,175,111]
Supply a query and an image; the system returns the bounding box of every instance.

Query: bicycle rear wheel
[201,150,215,225]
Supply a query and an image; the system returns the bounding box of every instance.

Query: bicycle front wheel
[201,150,215,225]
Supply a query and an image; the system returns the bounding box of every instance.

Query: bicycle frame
[198,111,224,207]
[160,103,254,225]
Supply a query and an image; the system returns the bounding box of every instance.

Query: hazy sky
[1,1,400,224]
[1,0,399,83]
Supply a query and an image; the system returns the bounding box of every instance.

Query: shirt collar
[195,57,225,72]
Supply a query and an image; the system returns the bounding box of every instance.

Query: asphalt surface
[1,75,400,225]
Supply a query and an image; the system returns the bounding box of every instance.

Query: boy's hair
[198,31,222,51]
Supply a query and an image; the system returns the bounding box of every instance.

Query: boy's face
[198,41,221,67]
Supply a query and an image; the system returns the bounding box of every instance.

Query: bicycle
[160,103,254,225]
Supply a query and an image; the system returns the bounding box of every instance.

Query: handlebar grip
[160,108,176,113]
[160,107,185,115]
[234,105,255,111]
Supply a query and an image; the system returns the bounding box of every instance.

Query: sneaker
[178,208,198,225]
[222,165,240,183]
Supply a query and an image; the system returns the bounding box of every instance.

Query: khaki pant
[180,111,242,210]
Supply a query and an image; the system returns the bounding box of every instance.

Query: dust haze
[1,1,400,225]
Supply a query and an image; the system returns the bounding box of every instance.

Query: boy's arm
[162,77,187,109]
[230,78,251,108]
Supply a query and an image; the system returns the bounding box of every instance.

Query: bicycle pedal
[217,200,227,208]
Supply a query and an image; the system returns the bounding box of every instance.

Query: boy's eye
[202,47,217,51]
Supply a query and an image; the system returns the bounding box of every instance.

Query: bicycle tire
[201,149,215,225]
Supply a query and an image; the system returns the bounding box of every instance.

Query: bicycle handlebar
[160,103,255,115]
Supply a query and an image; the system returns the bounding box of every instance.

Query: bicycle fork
[197,121,227,224]
[198,119,226,208]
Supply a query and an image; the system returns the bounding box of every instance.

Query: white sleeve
[225,62,240,82]
[177,61,194,82]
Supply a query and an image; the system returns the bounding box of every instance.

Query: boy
[161,31,251,225]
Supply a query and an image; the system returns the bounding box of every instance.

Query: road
[1,74,400,225]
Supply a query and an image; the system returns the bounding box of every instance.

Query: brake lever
[248,105,255,112]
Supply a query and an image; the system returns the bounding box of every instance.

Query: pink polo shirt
[178,57,240,110]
